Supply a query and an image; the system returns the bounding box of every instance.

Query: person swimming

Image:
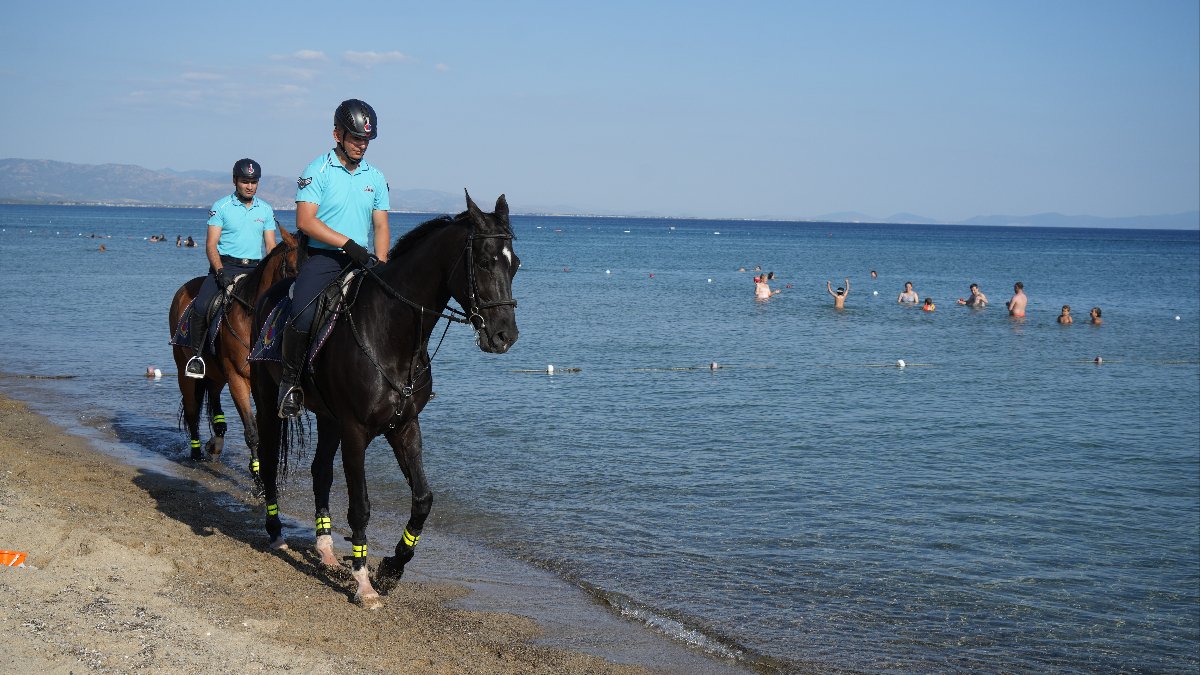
[922,297,935,311]
[957,283,988,307]
[1006,281,1027,317]
[826,278,850,309]
[898,281,919,304]
[1058,305,1073,324]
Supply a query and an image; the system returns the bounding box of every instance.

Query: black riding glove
[342,239,378,268]
[215,268,232,290]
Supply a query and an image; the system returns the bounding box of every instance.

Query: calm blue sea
[1,204,1198,673]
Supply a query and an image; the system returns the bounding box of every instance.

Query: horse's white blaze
[502,245,512,266]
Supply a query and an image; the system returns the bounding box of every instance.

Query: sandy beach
[0,393,656,673]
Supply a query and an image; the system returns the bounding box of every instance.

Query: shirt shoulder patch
[209,210,217,217]
[297,177,313,189]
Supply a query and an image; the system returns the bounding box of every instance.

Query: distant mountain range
[0,158,466,214]
[1,158,1196,229]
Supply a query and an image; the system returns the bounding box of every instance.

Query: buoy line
[1,373,79,380]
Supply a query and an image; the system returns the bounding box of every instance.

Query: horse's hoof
[372,556,405,594]
[189,450,204,461]
[269,537,289,551]
[354,592,384,610]
[205,436,224,456]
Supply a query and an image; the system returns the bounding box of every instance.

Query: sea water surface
[1,204,1197,673]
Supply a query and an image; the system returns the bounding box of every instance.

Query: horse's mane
[386,213,462,260]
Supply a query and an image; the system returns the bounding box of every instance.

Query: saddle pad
[248,297,342,368]
[249,298,289,362]
[169,301,195,348]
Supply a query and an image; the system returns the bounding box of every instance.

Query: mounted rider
[185,158,277,378]
[277,99,391,417]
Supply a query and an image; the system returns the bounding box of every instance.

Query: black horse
[250,192,519,607]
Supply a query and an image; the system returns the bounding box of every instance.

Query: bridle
[340,215,517,425]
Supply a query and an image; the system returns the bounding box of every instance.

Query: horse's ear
[494,194,509,220]
[278,225,297,247]
[464,189,480,215]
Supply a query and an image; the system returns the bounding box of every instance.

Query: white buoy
[1175,315,1181,321]
[710,361,719,370]
[1094,356,1103,365]
[873,290,879,296]
[896,359,906,368]
[605,270,611,274]
[547,364,554,374]
[154,368,163,379]
[707,278,712,283]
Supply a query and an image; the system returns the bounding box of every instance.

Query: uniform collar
[326,149,372,175]
[229,193,261,208]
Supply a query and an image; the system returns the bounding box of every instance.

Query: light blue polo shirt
[207,195,275,260]
[295,150,390,251]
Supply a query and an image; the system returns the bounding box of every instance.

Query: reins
[336,218,516,424]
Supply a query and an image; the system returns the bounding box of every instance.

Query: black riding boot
[276,325,308,418]
[184,308,210,379]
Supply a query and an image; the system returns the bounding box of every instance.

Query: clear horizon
[2,1,1197,223]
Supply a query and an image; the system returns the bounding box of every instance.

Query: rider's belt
[219,254,260,266]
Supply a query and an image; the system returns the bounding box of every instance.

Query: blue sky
[2,1,1197,221]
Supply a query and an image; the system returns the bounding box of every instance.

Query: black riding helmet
[232,158,261,180]
[334,99,378,140]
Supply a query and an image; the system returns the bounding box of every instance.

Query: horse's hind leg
[339,426,382,609]
[205,382,226,457]
[374,418,432,593]
[252,381,287,550]
[311,418,341,568]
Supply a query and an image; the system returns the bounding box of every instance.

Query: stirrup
[277,383,304,419]
[184,355,206,379]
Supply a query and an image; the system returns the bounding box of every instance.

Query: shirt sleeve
[262,205,275,232]
[374,174,391,211]
[296,164,323,204]
[206,202,223,228]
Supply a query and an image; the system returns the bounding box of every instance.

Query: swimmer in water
[922,297,935,312]
[898,281,919,304]
[957,283,988,307]
[1006,281,1027,317]
[755,274,781,300]
[826,278,849,309]
[1057,305,1073,324]
[1089,306,1102,325]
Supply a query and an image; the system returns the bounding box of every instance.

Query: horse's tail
[176,396,186,431]
[277,413,310,480]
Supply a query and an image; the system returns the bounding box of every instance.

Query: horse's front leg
[179,375,205,460]
[339,426,382,609]
[374,418,432,593]
[311,418,341,568]
[204,380,226,457]
[225,369,262,493]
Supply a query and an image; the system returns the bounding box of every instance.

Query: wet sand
[0,393,657,673]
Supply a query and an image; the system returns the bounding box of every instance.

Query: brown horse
[168,226,301,485]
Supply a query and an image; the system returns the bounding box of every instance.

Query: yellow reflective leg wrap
[251,459,260,473]
[190,439,201,450]
[315,515,332,536]
[402,528,420,549]
[266,503,279,517]
[352,543,367,560]
[212,414,225,425]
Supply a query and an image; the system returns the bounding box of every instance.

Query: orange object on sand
[0,550,27,567]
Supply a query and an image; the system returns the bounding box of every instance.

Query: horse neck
[250,246,290,299]
[367,220,468,335]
